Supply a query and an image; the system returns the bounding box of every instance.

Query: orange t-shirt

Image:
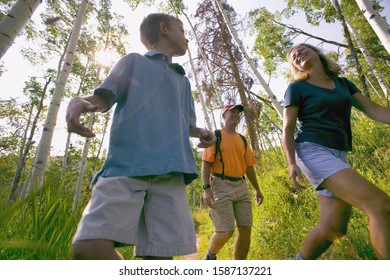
[202,129,256,177]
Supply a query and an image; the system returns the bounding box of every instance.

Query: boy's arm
[189,126,216,148]
[66,94,110,138]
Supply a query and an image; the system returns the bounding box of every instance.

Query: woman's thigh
[321,168,390,214]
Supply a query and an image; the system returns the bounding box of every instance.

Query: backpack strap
[214,130,225,179]
[239,134,247,151]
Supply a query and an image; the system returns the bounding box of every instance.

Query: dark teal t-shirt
[283,77,360,151]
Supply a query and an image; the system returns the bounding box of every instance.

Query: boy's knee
[72,242,89,259]
[72,240,115,260]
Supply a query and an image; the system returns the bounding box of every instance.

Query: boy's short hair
[140,13,182,50]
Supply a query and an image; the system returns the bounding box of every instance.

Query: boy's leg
[72,177,146,259]
[72,240,124,260]
[142,256,173,260]
[135,174,197,258]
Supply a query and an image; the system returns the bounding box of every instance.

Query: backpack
[214,129,247,179]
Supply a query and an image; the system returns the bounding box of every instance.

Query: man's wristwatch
[202,184,211,190]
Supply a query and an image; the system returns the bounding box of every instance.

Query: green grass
[0,180,78,259]
[0,119,388,260]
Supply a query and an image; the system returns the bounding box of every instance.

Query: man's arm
[202,160,216,209]
[246,166,264,206]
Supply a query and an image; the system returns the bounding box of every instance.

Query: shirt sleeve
[340,77,360,96]
[94,55,131,111]
[244,146,256,167]
[283,82,300,108]
[202,144,216,162]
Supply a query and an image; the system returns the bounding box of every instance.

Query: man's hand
[203,188,216,209]
[255,189,264,206]
[66,97,100,138]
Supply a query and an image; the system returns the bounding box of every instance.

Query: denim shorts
[295,141,351,198]
[72,174,197,257]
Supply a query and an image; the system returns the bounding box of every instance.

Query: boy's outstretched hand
[198,128,216,148]
[66,97,100,138]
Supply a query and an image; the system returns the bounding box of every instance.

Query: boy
[66,13,215,260]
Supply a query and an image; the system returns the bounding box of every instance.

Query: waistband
[212,172,244,182]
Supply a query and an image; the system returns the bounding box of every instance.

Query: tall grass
[0,115,388,260]
[0,175,136,260]
[0,178,80,259]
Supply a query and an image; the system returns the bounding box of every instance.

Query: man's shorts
[72,174,197,257]
[210,176,252,231]
[295,141,351,198]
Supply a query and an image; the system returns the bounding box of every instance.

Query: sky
[0,0,389,155]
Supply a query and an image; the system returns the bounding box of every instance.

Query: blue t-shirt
[92,51,198,184]
[283,77,360,151]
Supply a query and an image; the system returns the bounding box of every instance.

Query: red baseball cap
[221,104,244,116]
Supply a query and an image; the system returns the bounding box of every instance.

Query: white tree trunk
[187,47,213,130]
[73,112,94,210]
[61,132,72,180]
[214,0,283,118]
[25,0,89,194]
[344,17,389,99]
[73,63,101,207]
[355,0,390,54]
[0,0,42,59]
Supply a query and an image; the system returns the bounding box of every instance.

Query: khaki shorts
[72,174,197,257]
[210,177,252,231]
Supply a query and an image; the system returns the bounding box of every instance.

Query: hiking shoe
[203,252,217,260]
[285,252,304,260]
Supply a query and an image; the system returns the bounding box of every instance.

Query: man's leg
[234,226,251,260]
[207,230,234,258]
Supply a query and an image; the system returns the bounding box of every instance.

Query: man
[202,104,264,260]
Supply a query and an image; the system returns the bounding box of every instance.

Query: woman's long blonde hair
[287,43,342,81]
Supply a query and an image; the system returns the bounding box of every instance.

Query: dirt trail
[180,235,201,260]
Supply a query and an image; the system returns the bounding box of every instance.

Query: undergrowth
[0,116,388,260]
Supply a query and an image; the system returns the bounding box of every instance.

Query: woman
[282,43,390,260]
